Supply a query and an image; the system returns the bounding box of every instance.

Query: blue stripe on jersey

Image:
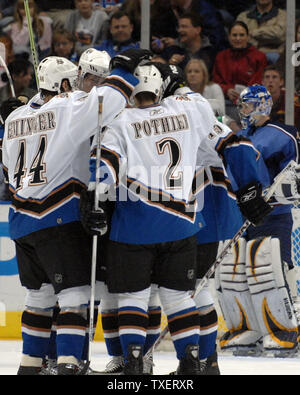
[8,197,80,239]
[109,198,205,244]
[0,124,4,139]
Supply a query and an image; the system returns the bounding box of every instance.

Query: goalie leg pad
[246,237,299,352]
[215,239,262,351]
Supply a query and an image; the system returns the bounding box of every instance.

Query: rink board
[0,203,231,341]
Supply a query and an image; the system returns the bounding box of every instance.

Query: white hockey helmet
[131,64,163,104]
[78,48,111,79]
[38,56,78,93]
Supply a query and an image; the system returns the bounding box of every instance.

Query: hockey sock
[101,308,123,356]
[118,289,150,360]
[46,304,60,360]
[144,306,162,355]
[159,287,200,360]
[21,308,53,363]
[118,306,148,359]
[198,308,218,360]
[56,310,87,364]
[193,280,219,359]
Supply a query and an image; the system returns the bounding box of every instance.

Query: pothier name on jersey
[7,111,56,140]
[131,113,189,139]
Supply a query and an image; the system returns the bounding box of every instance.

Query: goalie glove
[110,49,153,74]
[236,182,273,226]
[272,164,300,204]
[79,189,108,236]
[149,62,186,98]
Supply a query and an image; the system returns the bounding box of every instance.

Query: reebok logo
[241,190,257,202]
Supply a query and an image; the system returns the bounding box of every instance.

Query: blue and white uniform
[93,93,264,245]
[2,69,138,241]
[238,121,299,266]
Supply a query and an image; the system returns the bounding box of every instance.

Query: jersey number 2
[14,135,47,190]
[156,137,183,189]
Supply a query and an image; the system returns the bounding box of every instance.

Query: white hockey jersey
[96,92,262,244]
[2,68,138,239]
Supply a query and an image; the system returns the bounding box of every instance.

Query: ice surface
[1,340,300,376]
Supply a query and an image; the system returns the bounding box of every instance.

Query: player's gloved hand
[0,97,25,123]
[79,189,107,236]
[110,49,153,73]
[236,182,273,226]
[150,62,186,98]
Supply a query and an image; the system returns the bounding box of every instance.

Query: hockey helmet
[238,85,273,129]
[38,56,78,93]
[131,64,163,104]
[78,48,110,79]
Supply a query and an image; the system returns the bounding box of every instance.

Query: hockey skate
[122,344,143,375]
[220,329,263,357]
[174,345,201,375]
[41,358,57,375]
[57,363,80,375]
[200,350,220,375]
[17,365,45,375]
[143,350,154,375]
[96,356,125,374]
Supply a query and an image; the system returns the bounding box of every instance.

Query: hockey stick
[146,159,299,357]
[87,96,104,369]
[23,0,39,89]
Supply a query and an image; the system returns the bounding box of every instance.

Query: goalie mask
[78,48,111,91]
[38,56,78,93]
[238,85,273,129]
[131,64,163,105]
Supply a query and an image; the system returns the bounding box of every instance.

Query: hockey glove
[236,182,273,226]
[79,189,108,236]
[0,97,25,123]
[110,49,153,74]
[150,62,186,98]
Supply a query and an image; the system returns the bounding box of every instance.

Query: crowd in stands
[0,0,299,130]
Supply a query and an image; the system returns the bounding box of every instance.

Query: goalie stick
[145,160,299,357]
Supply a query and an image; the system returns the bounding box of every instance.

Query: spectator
[212,21,267,123]
[161,12,217,75]
[94,11,139,58]
[51,28,79,63]
[0,0,17,29]
[121,0,178,44]
[210,0,256,22]
[236,0,287,64]
[262,64,300,129]
[35,1,75,29]
[64,0,108,56]
[96,0,125,16]
[170,0,228,51]
[185,58,225,116]
[3,0,53,61]
[0,33,15,89]
[0,59,36,105]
